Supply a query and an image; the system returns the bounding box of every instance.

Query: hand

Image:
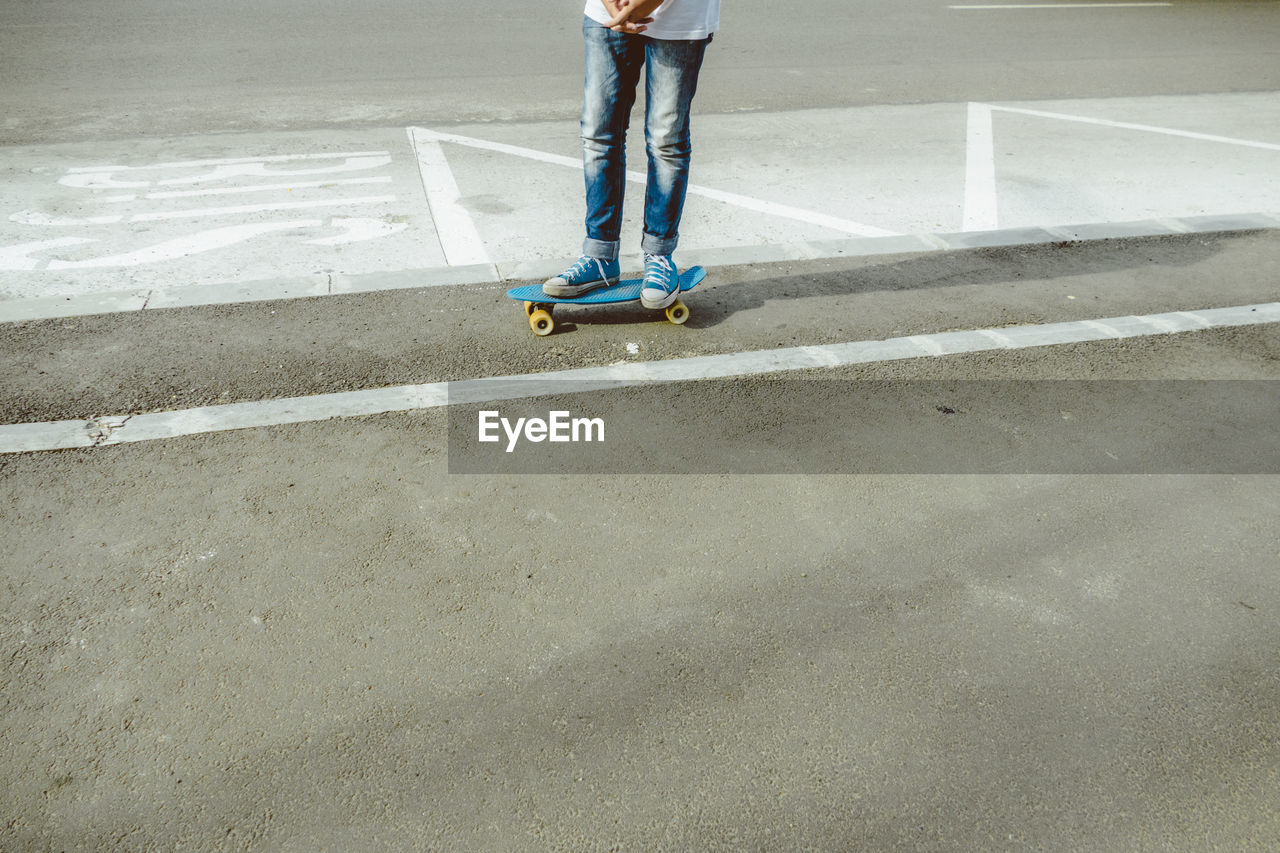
[601,0,659,34]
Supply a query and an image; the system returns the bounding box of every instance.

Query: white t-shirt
[583,0,720,40]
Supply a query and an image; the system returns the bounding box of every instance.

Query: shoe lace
[643,254,675,288]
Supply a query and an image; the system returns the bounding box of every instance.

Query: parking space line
[409,127,898,238]
[990,105,1280,150]
[964,103,999,231]
[408,127,491,268]
[3,301,1276,454]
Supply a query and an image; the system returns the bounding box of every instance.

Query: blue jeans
[581,17,711,260]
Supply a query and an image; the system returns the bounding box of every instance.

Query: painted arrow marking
[44,221,321,270]
[0,237,98,271]
[305,217,409,246]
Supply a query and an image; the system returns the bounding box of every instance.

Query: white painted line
[977,329,1017,348]
[1174,310,1213,329]
[683,184,898,238]
[0,237,96,271]
[59,156,393,190]
[137,176,394,201]
[304,217,409,246]
[127,196,396,223]
[411,128,582,170]
[154,158,392,187]
[990,105,1280,151]
[65,152,391,173]
[409,127,898,238]
[45,221,321,270]
[909,335,947,356]
[407,127,491,267]
[4,301,1277,454]
[963,103,999,232]
[950,3,1171,8]
[1080,320,1124,338]
[799,345,843,368]
[1132,315,1181,334]
[10,211,123,227]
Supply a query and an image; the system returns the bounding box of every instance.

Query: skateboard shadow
[705,236,1232,331]
[504,233,1236,334]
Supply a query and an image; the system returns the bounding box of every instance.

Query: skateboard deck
[507,265,706,336]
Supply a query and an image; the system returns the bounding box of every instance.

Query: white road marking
[5,212,1278,319]
[64,151,391,173]
[154,157,392,186]
[45,221,320,270]
[6,155,405,271]
[1133,315,1181,334]
[1174,310,1213,329]
[305,217,408,246]
[59,153,392,189]
[990,105,1280,151]
[137,176,394,201]
[10,211,124,227]
[964,103,999,232]
[56,174,152,190]
[977,329,1017,348]
[0,237,97,271]
[683,184,898,238]
[408,128,491,267]
[3,301,1276,454]
[409,127,898,238]
[909,335,948,356]
[1080,320,1124,338]
[127,196,396,223]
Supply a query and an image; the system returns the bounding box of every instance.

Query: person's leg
[638,35,709,308]
[582,20,646,261]
[544,18,646,296]
[640,35,709,258]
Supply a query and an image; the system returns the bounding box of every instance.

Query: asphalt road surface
[2,1,1279,850]
[2,0,1279,142]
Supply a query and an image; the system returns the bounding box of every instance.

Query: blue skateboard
[506,265,706,336]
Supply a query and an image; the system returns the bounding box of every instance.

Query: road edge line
[3,301,1278,454]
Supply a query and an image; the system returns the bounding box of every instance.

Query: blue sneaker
[543,255,620,297]
[640,253,680,309]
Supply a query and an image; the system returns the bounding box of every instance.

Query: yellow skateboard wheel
[529,308,555,336]
[665,299,689,325]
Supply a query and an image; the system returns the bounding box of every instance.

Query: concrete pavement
[2,93,1278,322]
[4,0,1280,848]
[3,228,1280,848]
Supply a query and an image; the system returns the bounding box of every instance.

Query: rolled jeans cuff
[582,238,619,261]
[641,232,679,256]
